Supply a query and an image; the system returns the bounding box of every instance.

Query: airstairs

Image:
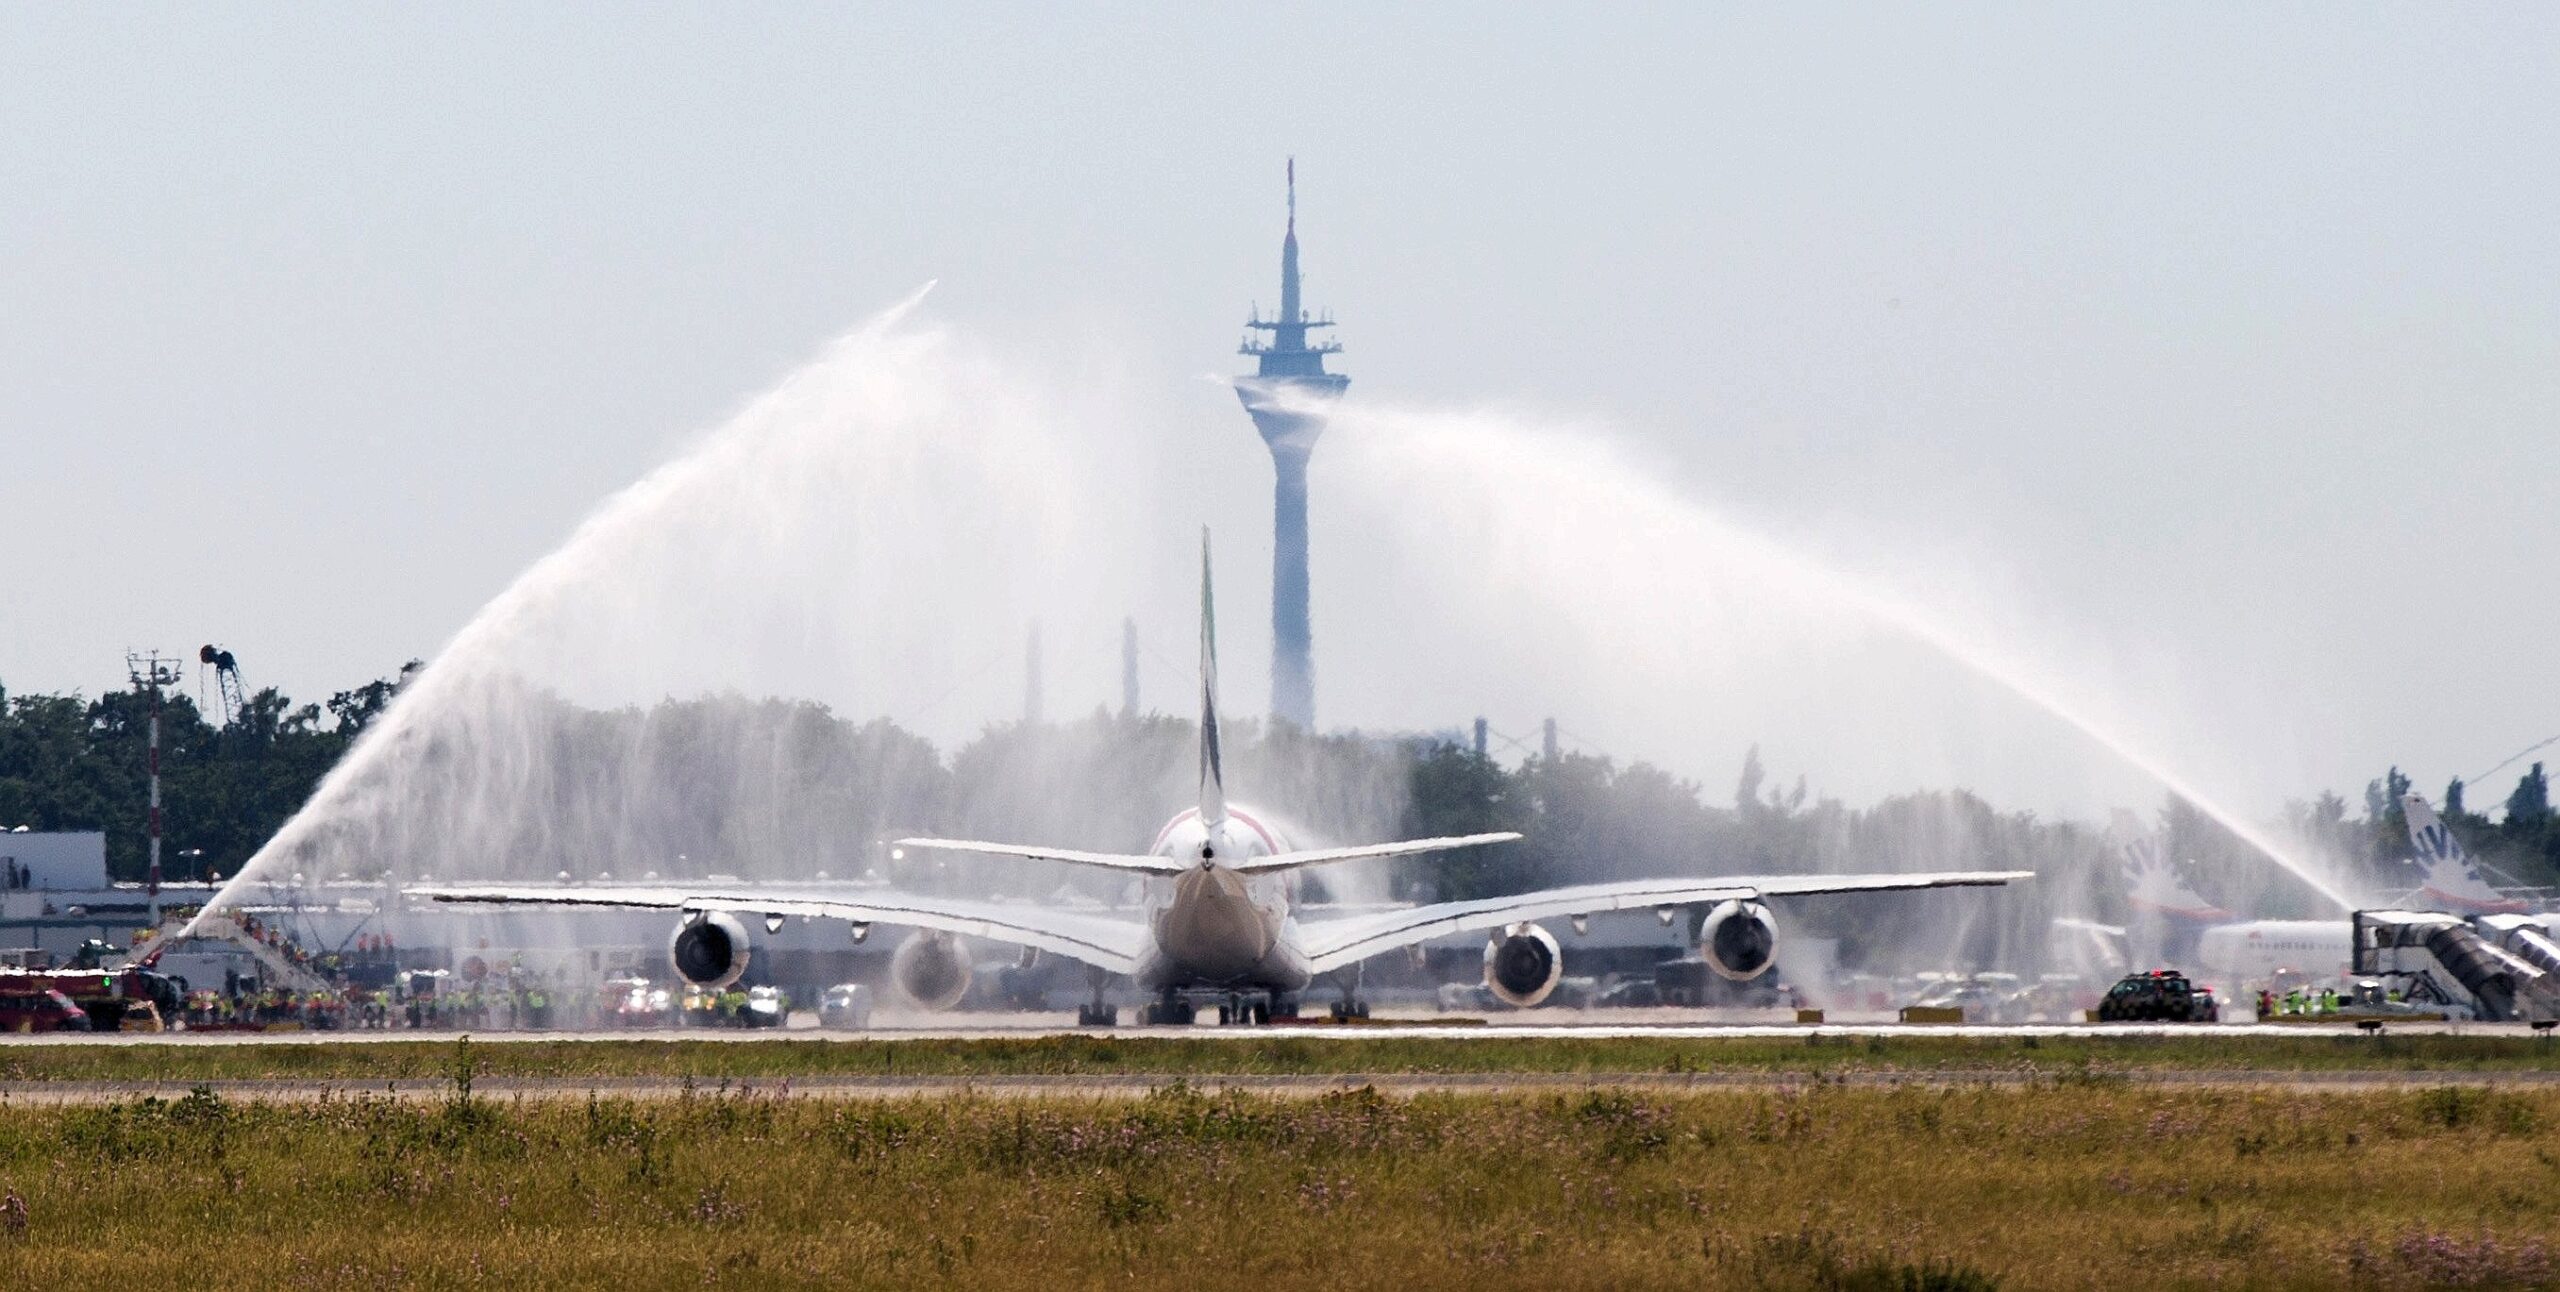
[138,911,338,996]
[2354,911,2560,1022]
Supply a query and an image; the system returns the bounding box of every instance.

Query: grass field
[2,1075,2556,1289]
[1,1030,2557,1084]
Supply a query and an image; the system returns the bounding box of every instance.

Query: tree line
[2,664,2553,971]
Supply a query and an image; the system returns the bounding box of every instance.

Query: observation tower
[1235,160,1348,731]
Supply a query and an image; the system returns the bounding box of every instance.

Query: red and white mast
[127,651,182,927]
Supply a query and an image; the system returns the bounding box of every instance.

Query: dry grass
[1,1075,2555,1290]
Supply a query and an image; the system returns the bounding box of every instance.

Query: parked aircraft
[2060,816,2340,986]
[413,534,2033,1024]
[2402,793,2533,915]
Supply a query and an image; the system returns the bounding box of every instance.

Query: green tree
[2507,763,2551,826]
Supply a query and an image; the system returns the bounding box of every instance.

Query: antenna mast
[126,650,183,925]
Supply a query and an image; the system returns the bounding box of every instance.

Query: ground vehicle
[1911,976,2022,1022]
[2002,975,2093,1023]
[2095,969,2219,1022]
[1655,957,1786,1008]
[601,975,676,1028]
[679,984,788,1027]
[740,985,789,1028]
[0,965,182,1031]
[818,983,874,1030]
[0,989,92,1032]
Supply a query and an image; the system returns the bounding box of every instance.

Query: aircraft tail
[2404,792,2527,913]
[1198,528,1227,829]
[2110,809,2231,922]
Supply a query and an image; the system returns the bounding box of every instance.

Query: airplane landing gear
[1076,967,1118,1027]
[1141,989,1196,1026]
[1215,992,1271,1026]
[1326,965,1369,1021]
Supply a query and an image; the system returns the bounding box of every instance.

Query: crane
[198,644,246,725]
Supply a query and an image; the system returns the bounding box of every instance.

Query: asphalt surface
[2,1013,2542,1045]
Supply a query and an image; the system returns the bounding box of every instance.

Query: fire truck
[0,989,91,1032]
[0,965,185,1031]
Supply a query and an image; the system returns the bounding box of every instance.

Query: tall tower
[1235,159,1348,731]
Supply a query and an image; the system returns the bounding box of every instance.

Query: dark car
[2095,970,2219,1023]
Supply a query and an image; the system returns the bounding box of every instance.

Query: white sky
[3,8,2554,819]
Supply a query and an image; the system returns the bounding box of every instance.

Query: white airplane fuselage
[1132,807,1315,994]
[2193,919,2353,986]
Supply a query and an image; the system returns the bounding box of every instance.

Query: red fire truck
[0,965,183,1031]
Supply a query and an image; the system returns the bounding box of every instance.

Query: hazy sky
[4,8,2554,819]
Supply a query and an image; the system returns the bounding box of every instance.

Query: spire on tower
[1241,159,1340,374]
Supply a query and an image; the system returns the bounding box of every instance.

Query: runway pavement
[1,1010,2543,1045]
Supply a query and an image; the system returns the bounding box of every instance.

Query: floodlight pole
[127,651,183,927]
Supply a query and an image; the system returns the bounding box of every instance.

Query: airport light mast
[1235,159,1348,731]
[126,650,183,926]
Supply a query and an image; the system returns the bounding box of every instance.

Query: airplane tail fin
[2110,808,2231,922]
[2404,792,2522,911]
[2405,793,2461,866]
[1198,528,1228,829]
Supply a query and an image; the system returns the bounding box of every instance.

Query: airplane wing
[891,839,1189,875]
[1298,870,2033,974]
[1231,832,1524,874]
[406,882,1150,974]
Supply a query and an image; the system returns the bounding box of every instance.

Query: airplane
[2192,919,2352,987]
[2049,812,2232,972]
[2115,811,2234,923]
[411,533,2035,1026]
[2191,792,2542,990]
[2398,792,2560,986]
[2401,793,2534,916]
[2054,814,2343,987]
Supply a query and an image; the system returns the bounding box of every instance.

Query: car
[2095,970,2219,1023]
[1912,977,2035,1023]
[1435,982,1496,1013]
[740,985,790,1028]
[2002,976,2093,1023]
[818,983,875,1030]
[601,975,676,1028]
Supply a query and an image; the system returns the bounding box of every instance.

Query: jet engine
[1700,899,1778,981]
[668,911,753,989]
[1483,921,1564,1008]
[892,930,973,1010]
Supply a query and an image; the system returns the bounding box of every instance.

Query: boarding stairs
[139,911,338,996]
[2354,911,2560,1022]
